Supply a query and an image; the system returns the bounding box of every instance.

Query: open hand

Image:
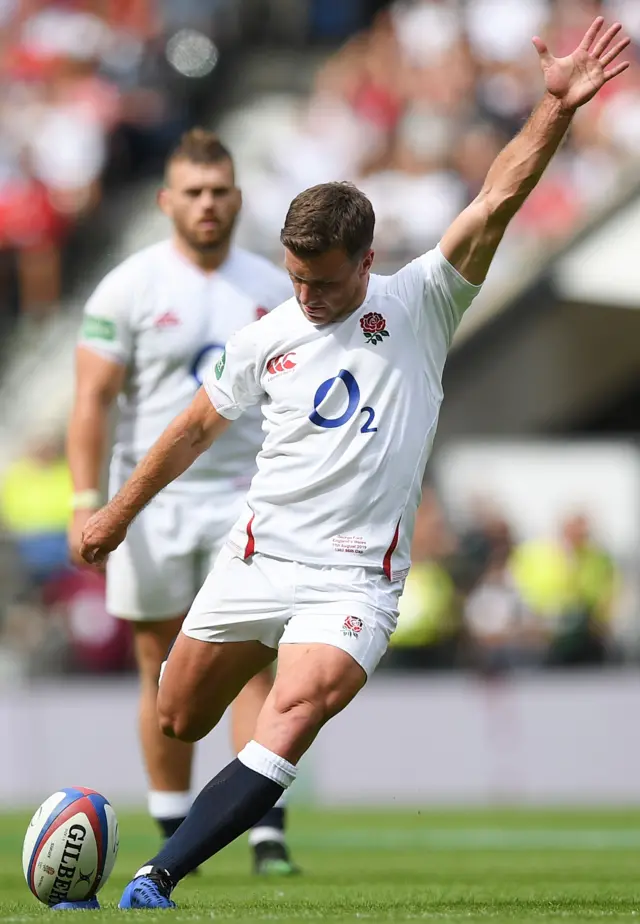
[79,504,128,566]
[533,16,630,112]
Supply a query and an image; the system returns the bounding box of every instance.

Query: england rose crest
[360,312,389,345]
[342,615,364,638]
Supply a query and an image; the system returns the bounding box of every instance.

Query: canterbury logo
[267,352,296,375]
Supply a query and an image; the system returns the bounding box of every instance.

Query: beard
[175,214,236,253]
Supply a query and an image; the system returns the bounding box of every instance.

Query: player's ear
[361,249,374,275]
[157,186,172,218]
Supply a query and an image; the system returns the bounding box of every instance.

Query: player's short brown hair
[165,128,233,176]
[280,182,375,260]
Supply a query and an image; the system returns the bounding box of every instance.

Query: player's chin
[192,227,225,248]
[302,305,332,325]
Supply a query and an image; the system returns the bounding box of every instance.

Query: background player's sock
[148,791,192,841]
[144,742,297,883]
[249,789,288,846]
[249,790,300,875]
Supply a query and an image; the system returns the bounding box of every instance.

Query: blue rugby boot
[118,866,176,909]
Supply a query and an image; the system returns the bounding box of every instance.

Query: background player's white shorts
[106,490,245,620]
[182,545,404,676]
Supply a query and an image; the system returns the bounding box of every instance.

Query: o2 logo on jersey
[190,342,225,386]
[309,369,377,434]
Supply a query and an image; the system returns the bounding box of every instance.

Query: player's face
[284,247,374,325]
[160,159,241,252]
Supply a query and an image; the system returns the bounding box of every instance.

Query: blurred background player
[66,128,298,876]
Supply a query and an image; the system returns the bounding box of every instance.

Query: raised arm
[80,388,229,565]
[440,17,630,285]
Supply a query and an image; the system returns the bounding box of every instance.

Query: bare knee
[157,699,223,743]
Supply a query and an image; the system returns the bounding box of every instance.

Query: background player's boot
[51,897,101,910]
[252,839,301,876]
[119,867,176,909]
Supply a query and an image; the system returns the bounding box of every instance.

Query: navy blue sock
[148,758,284,882]
[252,806,285,834]
[157,816,185,840]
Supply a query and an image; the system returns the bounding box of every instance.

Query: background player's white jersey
[80,241,291,493]
[204,247,481,579]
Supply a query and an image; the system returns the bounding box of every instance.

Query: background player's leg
[133,617,194,843]
[232,667,300,875]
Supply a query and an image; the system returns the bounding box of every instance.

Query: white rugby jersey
[204,246,481,577]
[80,241,291,493]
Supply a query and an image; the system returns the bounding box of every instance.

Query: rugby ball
[23,787,119,906]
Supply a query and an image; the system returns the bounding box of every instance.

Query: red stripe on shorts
[244,514,255,559]
[382,521,400,580]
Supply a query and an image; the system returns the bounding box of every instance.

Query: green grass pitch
[4,808,640,922]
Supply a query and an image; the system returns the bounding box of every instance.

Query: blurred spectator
[462,514,548,675]
[0,434,71,586]
[511,513,619,665]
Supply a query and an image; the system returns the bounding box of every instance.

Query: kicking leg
[120,642,366,907]
[232,667,300,875]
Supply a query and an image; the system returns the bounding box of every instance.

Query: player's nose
[299,285,317,306]
[199,190,217,210]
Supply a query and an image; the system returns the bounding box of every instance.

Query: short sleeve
[203,326,264,420]
[387,246,482,369]
[79,264,135,364]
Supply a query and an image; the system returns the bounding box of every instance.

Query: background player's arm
[80,388,229,564]
[440,17,629,285]
[67,347,125,494]
[66,348,126,565]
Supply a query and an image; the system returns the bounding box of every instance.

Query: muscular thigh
[253,642,368,763]
[158,632,276,741]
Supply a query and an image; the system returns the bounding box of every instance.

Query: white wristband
[71,489,101,510]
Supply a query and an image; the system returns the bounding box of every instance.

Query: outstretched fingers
[580,16,604,51]
[592,22,622,58]
[604,60,631,82]
[600,36,631,69]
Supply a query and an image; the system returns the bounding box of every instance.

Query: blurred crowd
[0,438,629,678]
[0,436,132,676]
[0,1,637,678]
[0,0,228,325]
[385,487,623,675]
[233,0,640,267]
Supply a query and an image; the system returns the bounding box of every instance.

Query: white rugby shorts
[106,489,245,620]
[181,545,404,676]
